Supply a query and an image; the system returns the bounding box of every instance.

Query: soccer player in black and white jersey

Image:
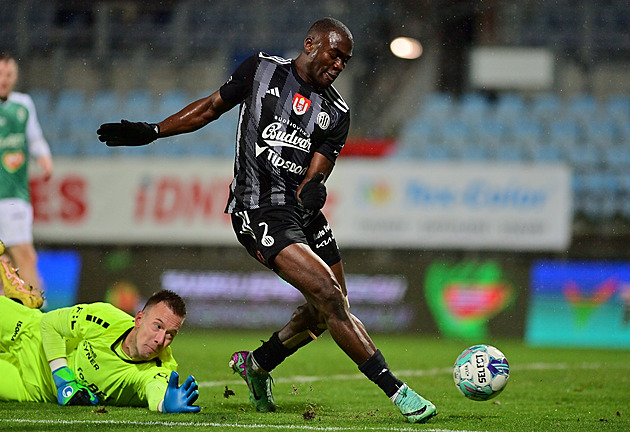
[97,18,436,424]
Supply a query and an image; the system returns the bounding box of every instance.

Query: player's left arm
[24,94,53,179]
[143,370,200,413]
[297,109,349,209]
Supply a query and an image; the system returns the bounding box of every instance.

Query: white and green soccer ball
[453,344,510,401]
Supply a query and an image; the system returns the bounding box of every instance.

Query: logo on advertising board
[425,260,515,339]
[526,260,630,348]
[292,93,311,115]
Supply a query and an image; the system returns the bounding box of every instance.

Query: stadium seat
[529,144,564,162]
[473,119,506,151]
[91,90,120,119]
[549,118,580,146]
[119,89,154,119]
[421,144,452,161]
[583,119,618,147]
[531,93,561,121]
[567,145,601,172]
[155,89,189,119]
[458,93,489,125]
[456,145,488,162]
[510,119,543,147]
[567,93,598,121]
[55,89,86,118]
[417,92,454,122]
[605,94,630,123]
[494,145,526,162]
[440,120,470,150]
[603,146,630,172]
[494,93,526,125]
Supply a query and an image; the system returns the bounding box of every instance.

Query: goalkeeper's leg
[0,296,42,351]
[0,356,30,402]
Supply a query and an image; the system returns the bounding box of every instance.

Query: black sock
[358,350,404,398]
[252,331,297,373]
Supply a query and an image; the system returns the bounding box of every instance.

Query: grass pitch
[1,330,628,431]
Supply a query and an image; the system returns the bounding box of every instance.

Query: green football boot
[393,383,437,423]
[229,351,276,412]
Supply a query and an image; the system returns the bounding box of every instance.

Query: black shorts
[231,206,341,269]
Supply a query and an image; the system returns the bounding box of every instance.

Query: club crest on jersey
[317,112,330,130]
[292,93,311,115]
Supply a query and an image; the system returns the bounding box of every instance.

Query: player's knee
[310,279,348,321]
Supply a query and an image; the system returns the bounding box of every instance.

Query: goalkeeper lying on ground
[0,257,200,413]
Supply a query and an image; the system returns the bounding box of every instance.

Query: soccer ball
[453,344,510,401]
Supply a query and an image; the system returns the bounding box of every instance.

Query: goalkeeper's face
[128,301,184,361]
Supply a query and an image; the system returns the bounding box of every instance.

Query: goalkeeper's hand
[52,366,98,406]
[97,120,159,147]
[162,371,201,413]
[299,172,327,210]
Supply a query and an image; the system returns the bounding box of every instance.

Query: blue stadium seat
[418,92,454,122]
[510,119,543,147]
[530,144,564,162]
[494,145,526,162]
[531,93,561,121]
[55,89,86,118]
[456,145,488,161]
[605,94,630,122]
[473,119,506,151]
[91,90,120,119]
[421,144,452,161]
[458,93,489,125]
[603,146,630,172]
[583,119,618,147]
[494,93,526,125]
[155,89,189,119]
[549,118,580,146]
[567,93,598,121]
[440,120,470,150]
[567,145,600,172]
[119,89,154,119]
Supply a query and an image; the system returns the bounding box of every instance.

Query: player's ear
[304,37,314,54]
[134,310,144,327]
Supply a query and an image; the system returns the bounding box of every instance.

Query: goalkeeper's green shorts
[0,296,56,402]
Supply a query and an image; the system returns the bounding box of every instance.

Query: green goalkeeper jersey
[40,302,178,410]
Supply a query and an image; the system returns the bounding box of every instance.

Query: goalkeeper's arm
[40,308,99,406]
[146,371,200,413]
[97,90,236,147]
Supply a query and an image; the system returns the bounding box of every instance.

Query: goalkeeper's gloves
[52,366,98,406]
[162,371,201,413]
[97,120,159,146]
[299,172,327,210]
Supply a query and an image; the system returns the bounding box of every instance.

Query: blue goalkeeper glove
[162,371,201,413]
[52,366,98,406]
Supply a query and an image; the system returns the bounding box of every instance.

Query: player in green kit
[0,263,200,413]
[0,52,53,298]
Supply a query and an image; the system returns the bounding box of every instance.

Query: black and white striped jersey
[219,52,350,213]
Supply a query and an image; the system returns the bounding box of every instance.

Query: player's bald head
[306,18,353,46]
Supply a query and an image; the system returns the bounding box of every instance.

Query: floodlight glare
[390,37,423,59]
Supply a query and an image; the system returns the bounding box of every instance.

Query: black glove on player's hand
[97,120,159,147]
[299,172,327,210]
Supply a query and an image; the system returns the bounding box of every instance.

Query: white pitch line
[200,361,606,388]
[0,419,486,432]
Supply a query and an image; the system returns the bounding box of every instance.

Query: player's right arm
[96,91,235,147]
[97,54,258,147]
[40,305,100,406]
[156,90,236,138]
